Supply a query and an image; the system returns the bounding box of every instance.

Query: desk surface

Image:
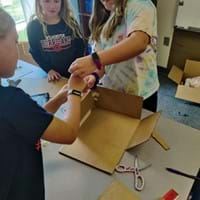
[1,60,47,86]
[4,61,200,200]
[42,115,200,200]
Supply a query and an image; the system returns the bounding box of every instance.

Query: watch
[68,89,82,97]
[91,72,100,90]
[91,52,102,70]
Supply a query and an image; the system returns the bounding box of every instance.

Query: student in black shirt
[27,0,85,81]
[0,8,86,200]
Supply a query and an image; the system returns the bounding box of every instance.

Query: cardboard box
[168,59,200,104]
[98,180,140,200]
[59,87,160,174]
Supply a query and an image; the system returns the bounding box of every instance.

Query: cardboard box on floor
[60,87,160,174]
[168,59,200,104]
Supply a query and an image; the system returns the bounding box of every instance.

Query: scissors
[115,156,151,191]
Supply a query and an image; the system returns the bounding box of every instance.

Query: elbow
[131,32,149,54]
[66,128,79,144]
[140,38,149,53]
[67,137,76,145]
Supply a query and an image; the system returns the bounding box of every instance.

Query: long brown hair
[89,0,128,42]
[32,0,82,38]
[0,8,15,38]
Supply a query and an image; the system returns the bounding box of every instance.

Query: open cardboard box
[168,59,200,104]
[60,87,160,174]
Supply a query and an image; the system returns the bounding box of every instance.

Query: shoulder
[0,87,28,110]
[125,0,156,23]
[0,86,24,98]
[27,18,42,31]
[1,86,31,101]
[0,86,52,120]
[126,0,155,11]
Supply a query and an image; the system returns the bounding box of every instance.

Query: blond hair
[31,0,82,38]
[0,8,15,38]
[89,0,128,42]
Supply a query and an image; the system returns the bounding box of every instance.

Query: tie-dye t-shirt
[98,0,159,99]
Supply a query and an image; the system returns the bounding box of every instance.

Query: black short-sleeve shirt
[27,19,85,78]
[0,86,53,200]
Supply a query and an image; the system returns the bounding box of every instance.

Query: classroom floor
[157,67,200,130]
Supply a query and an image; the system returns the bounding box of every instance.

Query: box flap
[127,112,161,150]
[168,65,184,84]
[17,78,67,97]
[98,180,140,200]
[95,87,143,119]
[184,59,200,78]
[176,85,200,104]
[59,108,140,174]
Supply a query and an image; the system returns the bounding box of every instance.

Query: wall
[176,0,200,30]
[168,28,200,69]
[157,0,179,68]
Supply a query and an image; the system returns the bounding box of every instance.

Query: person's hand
[53,84,68,104]
[48,69,61,82]
[68,75,86,92]
[83,74,96,91]
[68,55,96,78]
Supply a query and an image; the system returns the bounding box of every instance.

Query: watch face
[68,89,81,97]
[92,52,102,70]
[92,52,99,60]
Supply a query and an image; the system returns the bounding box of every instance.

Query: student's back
[0,8,86,200]
[0,86,52,200]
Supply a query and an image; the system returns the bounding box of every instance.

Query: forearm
[41,95,81,144]
[95,67,105,78]
[30,52,51,73]
[98,32,149,66]
[63,95,81,135]
[44,97,63,114]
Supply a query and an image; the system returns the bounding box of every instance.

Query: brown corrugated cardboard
[176,85,200,104]
[168,65,184,84]
[59,87,160,174]
[184,60,200,78]
[98,180,140,200]
[168,59,200,104]
[127,112,161,149]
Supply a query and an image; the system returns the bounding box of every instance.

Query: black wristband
[91,72,100,90]
[68,89,82,97]
[91,52,102,70]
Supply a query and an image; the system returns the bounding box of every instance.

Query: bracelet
[68,89,82,97]
[91,52,102,70]
[91,72,100,90]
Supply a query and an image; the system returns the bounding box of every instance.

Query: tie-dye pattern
[98,0,159,99]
